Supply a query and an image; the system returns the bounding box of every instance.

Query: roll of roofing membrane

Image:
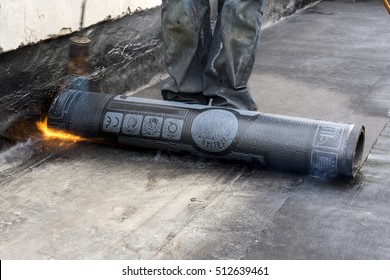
[48,89,365,178]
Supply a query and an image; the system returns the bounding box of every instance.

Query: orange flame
[36,117,85,142]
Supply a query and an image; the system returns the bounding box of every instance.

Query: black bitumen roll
[48,89,365,178]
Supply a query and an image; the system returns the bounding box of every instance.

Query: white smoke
[0,138,34,165]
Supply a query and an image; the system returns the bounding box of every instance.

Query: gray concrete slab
[0,0,389,259]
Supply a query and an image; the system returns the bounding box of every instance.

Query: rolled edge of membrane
[342,125,365,178]
[337,125,365,178]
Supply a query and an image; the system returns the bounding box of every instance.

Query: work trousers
[161,0,263,110]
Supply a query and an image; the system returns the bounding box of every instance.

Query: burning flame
[36,117,85,142]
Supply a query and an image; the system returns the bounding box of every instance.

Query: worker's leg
[161,0,212,104]
[203,0,263,110]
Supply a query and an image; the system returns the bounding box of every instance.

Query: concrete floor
[1,0,390,259]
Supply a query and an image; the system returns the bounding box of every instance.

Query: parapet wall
[0,0,320,140]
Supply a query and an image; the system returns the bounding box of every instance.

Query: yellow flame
[384,0,390,14]
[36,117,85,142]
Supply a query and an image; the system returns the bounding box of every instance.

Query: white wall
[0,0,161,53]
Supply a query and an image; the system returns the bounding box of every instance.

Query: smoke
[0,138,34,165]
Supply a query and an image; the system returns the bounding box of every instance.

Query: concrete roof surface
[0,0,389,259]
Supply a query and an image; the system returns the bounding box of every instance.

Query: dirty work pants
[161,0,263,110]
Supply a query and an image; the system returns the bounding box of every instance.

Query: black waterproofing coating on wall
[48,89,365,178]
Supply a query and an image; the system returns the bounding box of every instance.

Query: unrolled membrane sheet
[48,89,365,178]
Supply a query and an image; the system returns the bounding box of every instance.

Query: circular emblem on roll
[191,109,238,153]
